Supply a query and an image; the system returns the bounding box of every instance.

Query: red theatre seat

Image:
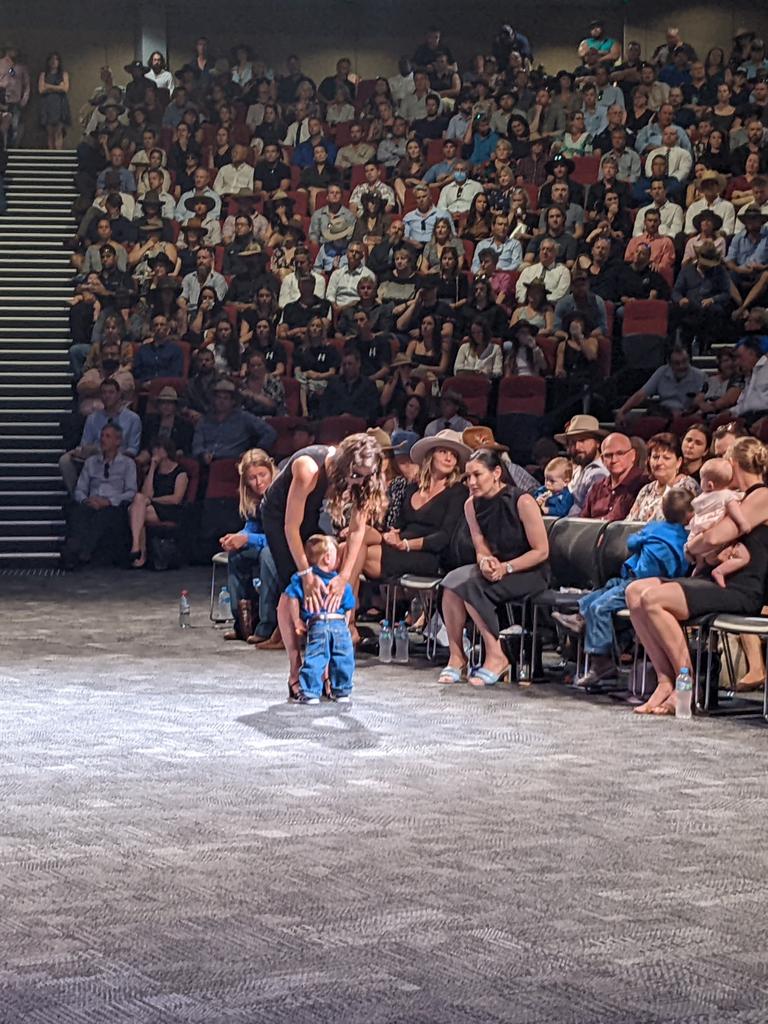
[442,376,491,418]
[317,415,367,444]
[497,375,546,416]
[622,299,669,339]
[206,458,240,500]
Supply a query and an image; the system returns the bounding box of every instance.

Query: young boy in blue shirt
[553,487,693,687]
[285,534,356,705]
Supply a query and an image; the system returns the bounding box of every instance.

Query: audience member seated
[669,241,733,350]
[581,432,646,520]
[626,432,699,522]
[555,416,609,517]
[192,379,277,464]
[132,314,184,382]
[732,338,768,424]
[439,447,549,686]
[424,389,472,437]
[127,438,189,568]
[61,423,137,570]
[454,319,503,378]
[138,386,194,467]
[320,348,380,422]
[618,347,707,423]
[515,238,571,304]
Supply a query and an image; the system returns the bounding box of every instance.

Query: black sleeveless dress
[677,485,768,618]
[260,444,331,588]
[152,464,187,522]
[442,486,549,638]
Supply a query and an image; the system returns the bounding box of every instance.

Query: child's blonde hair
[700,457,733,490]
[545,456,573,482]
[304,534,338,564]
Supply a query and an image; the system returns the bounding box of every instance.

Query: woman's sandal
[468,664,511,688]
[287,680,301,702]
[438,665,467,685]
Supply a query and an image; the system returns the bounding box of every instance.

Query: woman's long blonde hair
[418,449,464,492]
[326,433,388,526]
[238,448,276,519]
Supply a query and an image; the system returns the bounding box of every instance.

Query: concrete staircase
[0,149,77,564]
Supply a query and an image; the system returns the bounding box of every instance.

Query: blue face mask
[454,171,467,184]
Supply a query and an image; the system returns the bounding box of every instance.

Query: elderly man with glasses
[581,432,646,521]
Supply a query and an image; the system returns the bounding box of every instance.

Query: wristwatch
[505,562,515,575]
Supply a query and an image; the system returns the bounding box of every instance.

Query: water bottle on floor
[675,667,693,720]
[179,590,191,629]
[394,621,409,663]
[379,620,392,663]
[216,585,231,622]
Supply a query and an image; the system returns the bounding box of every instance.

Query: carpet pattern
[1,568,767,1023]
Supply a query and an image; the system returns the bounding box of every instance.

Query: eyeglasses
[602,449,632,461]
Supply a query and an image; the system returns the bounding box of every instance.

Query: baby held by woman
[686,458,750,587]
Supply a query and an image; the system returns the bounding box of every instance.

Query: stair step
[0,522,65,539]
[0,540,65,556]
[0,488,66,500]
[0,479,66,494]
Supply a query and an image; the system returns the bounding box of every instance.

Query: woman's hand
[479,555,502,581]
[302,571,327,613]
[324,574,348,613]
[220,532,248,552]
[382,529,404,549]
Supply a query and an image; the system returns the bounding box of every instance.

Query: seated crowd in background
[41,22,768,703]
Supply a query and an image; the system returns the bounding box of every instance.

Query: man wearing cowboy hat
[96,146,136,197]
[726,204,768,300]
[681,208,725,266]
[213,144,256,197]
[136,386,193,463]
[670,241,733,349]
[424,389,471,437]
[134,180,175,225]
[175,167,221,223]
[554,416,609,517]
[182,193,221,245]
[123,59,149,106]
[192,379,277,464]
[684,169,736,236]
[462,426,540,493]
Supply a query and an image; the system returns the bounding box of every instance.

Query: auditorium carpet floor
[1,567,767,1023]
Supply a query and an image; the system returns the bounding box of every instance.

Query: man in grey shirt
[192,380,277,462]
[617,346,707,422]
[62,423,137,569]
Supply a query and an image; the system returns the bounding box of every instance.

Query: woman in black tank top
[627,438,768,717]
[260,433,387,698]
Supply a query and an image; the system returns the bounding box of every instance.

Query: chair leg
[424,588,437,661]
[209,561,219,621]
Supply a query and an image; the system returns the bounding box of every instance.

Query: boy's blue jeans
[299,615,355,699]
[578,577,630,655]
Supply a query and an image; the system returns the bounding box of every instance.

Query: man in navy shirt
[132,314,185,382]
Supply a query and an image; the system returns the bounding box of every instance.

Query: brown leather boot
[223,600,254,641]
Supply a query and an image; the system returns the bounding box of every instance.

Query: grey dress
[40,71,71,127]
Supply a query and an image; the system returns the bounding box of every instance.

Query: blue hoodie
[622,521,689,580]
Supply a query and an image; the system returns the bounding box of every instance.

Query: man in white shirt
[213,144,256,196]
[334,122,376,170]
[278,248,326,308]
[645,125,692,183]
[437,162,483,215]
[515,239,571,304]
[684,170,736,236]
[633,178,684,237]
[388,57,415,107]
[399,69,430,121]
[326,243,376,313]
[175,167,222,223]
[734,340,768,421]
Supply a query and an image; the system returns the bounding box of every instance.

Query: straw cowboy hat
[366,426,392,450]
[410,429,471,467]
[322,215,354,243]
[156,386,179,402]
[390,352,413,369]
[554,414,607,445]
[699,169,726,192]
[694,241,722,267]
[462,425,509,453]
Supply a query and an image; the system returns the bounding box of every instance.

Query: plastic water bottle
[179,590,191,629]
[394,621,409,663]
[216,586,231,622]
[675,667,693,720]
[379,620,393,663]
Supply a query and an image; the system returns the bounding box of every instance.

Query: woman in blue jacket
[554,487,694,688]
[220,449,279,644]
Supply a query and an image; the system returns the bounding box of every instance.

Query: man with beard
[554,415,609,517]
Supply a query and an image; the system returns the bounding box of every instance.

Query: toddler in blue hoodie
[553,487,693,686]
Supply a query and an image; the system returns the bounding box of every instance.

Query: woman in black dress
[628,438,768,715]
[259,434,387,697]
[128,439,189,567]
[351,430,469,584]
[439,449,549,687]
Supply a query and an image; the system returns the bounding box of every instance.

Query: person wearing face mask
[76,340,135,408]
[437,161,483,215]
